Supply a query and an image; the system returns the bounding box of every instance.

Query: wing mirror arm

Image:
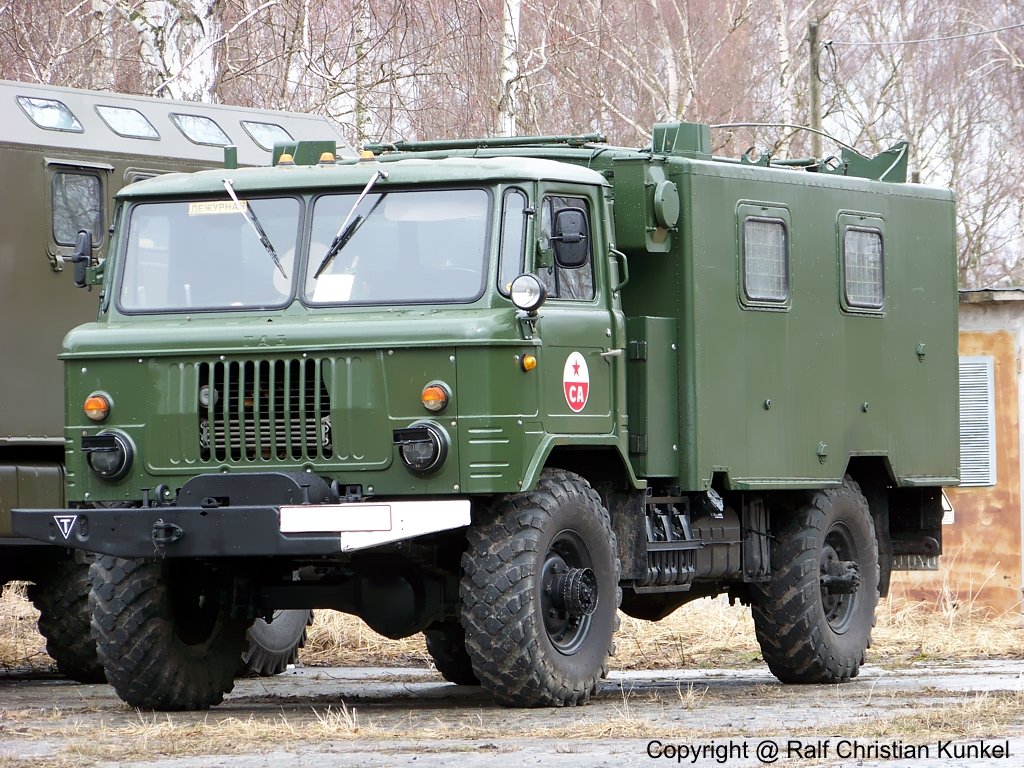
[69,229,93,288]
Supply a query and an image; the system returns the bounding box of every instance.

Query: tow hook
[152,520,184,548]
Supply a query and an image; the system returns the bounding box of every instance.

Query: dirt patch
[1,662,1022,767]
[4,579,1023,767]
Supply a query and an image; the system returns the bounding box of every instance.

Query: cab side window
[498,188,527,295]
[538,195,594,301]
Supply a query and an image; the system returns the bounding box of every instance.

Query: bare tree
[497,0,521,136]
[2,0,1022,287]
[821,0,1024,286]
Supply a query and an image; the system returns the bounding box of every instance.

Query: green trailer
[12,122,957,709]
[0,79,348,679]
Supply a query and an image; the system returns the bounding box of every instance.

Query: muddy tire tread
[460,468,619,707]
[750,478,879,684]
[27,557,105,683]
[90,555,245,710]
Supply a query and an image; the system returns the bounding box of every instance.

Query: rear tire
[750,479,879,683]
[461,469,619,707]
[241,610,312,677]
[90,556,248,710]
[27,556,105,683]
[424,620,479,685]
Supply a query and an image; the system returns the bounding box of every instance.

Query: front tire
[27,556,105,683]
[460,469,619,707]
[90,556,249,710]
[750,478,879,683]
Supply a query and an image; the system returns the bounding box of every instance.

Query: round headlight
[85,431,134,481]
[396,422,449,475]
[509,273,547,312]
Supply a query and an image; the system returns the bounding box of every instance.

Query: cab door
[533,187,620,436]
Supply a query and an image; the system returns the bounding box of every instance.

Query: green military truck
[12,122,958,710]
[0,80,349,679]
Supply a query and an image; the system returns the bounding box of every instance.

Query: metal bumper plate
[11,499,471,559]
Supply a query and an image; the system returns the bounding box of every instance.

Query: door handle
[600,348,623,358]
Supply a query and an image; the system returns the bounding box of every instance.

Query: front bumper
[11,499,471,559]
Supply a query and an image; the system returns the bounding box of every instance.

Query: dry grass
[11,700,666,765]
[4,686,1021,767]
[298,593,1023,672]
[856,689,1024,739]
[0,581,48,672]
[299,610,428,668]
[4,578,1021,675]
[293,599,765,673]
[874,594,1024,665]
[612,599,762,670]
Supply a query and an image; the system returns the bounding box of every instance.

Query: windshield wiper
[314,169,389,278]
[222,178,287,278]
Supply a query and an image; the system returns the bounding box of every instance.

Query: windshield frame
[111,184,501,316]
[114,194,304,315]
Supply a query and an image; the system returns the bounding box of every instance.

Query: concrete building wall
[891,295,1023,614]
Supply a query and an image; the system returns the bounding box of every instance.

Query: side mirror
[70,229,93,288]
[551,208,588,268]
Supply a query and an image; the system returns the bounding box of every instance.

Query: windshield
[119,197,300,312]
[305,188,489,304]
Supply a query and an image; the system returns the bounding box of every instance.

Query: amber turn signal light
[421,383,450,413]
[521,354,538,372]
[84,393,111,422]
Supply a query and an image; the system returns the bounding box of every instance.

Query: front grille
[198,359,333,462]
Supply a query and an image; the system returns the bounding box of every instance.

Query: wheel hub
[820,557,861,595]
[548,565,599,618]
[818,531,862,631]
[540,536,601,656]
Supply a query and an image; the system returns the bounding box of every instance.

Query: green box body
[625,316,678,477]
[614,156,959,491]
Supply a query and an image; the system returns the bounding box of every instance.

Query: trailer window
[538,195,594,301]
[52,172,103,246]
[742,218,789,303]
[171,114,231,146]
[96,105,159,139]
[17,96,82,132]
[241,121,293,151]
[843,226,884,309]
